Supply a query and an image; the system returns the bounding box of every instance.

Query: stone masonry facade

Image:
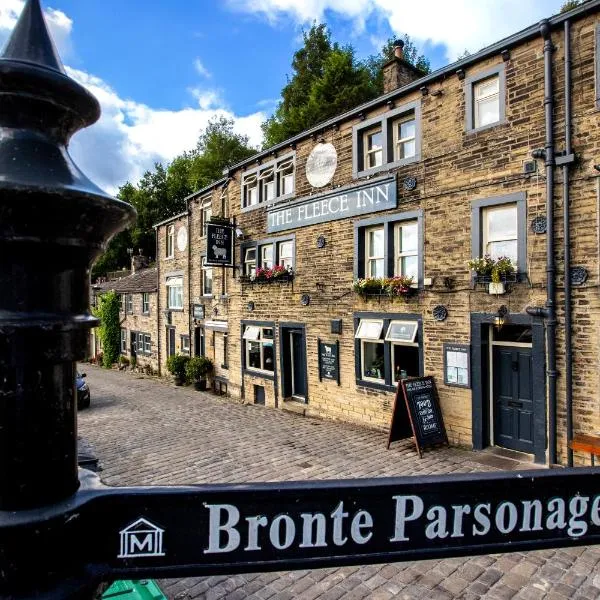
[148,4,600,467]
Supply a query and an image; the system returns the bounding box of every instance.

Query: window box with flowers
[353,276,416,300]
[240,265,295,285]
[468,256,516,294]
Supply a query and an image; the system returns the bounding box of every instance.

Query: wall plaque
[267,176,397,233]
[443,343,470,388]
[318,339,340,385]
[306,142,338,188]
[205,222,234,267]
[177,226,188,252]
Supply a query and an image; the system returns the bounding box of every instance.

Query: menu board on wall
[318,339,340,385]
[443,343,471,388]
[387,376,448,457]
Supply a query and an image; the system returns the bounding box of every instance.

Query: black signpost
[205,221,234,267]
[388,377,448,457]
[318,339,340,384]
[2,4,600,599]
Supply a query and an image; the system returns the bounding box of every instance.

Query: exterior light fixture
[495,305,509,330]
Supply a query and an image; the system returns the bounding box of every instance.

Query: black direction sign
[205,222,234,267]
[44,468,600,581]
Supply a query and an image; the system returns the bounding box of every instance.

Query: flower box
[240,267,294,285]
[353,276,417,300]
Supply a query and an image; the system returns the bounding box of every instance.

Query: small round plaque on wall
[306,143,338,188]
[403,176,417,191]
[432,305,448,322]
[301,294,311,306]
[316,235,326,249]
[531,216,547,234]
[570,266,588,286]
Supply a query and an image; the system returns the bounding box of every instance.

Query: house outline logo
[118,517,166,558]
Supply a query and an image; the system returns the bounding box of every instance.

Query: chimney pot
[393,39,405,60]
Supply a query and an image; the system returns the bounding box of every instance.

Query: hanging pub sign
[443,343,471,388]
[388,376,448,457]
[318,339,340,384]
[267,175,397,233]
[205,222,234,267]
[193,304,205,320]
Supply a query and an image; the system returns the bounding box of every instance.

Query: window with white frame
[142,292,150,314]
[277,157,294,196]
[353,101,421,178]
[474,76,500,129]
[244,248,256,277]
[356,213,422,285]
[366,227,384,278]
[181,335,190,354]
[482,204,518,266]
[143,334,151,355]
[260,245,273,270]
[363,127,383,170]
[118,294,125,313]
[202,257,213,296]
[242,173,258,208]
[278,241,293,269]
[126,294,133,314]
[355,317,420,386]
[202,201,212,237]
[243,325,275,372]
[393,113,416,161]
[120,328,127,354]
[166,276,183,309]
[166,225,174,258]
[241,154,295,209]
[394,221,418,280]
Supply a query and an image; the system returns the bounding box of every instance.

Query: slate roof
[93,267,157,294]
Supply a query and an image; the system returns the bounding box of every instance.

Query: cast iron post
[0,0,134,593]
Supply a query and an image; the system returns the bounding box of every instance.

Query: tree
[92,290,121,368]
[262,24,378,147]
[262,25,432,148]
[560,0,584,12]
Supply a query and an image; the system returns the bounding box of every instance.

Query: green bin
[102,580,167,599]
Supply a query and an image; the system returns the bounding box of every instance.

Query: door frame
[166,326,176,358]
[279,322,308,403]
[471,312,546,464]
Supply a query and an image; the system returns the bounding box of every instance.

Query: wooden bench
[569,434,600,466]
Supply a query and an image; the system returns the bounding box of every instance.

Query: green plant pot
[174,374,185,386]
[194,379,207,391]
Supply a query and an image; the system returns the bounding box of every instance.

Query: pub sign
[205,222,234,267]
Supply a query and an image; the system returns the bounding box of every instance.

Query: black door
[130,331,137,358]
[167,327,176,357]
[194,327,205,357]
[281,327,307,402]
[493,346,534,453]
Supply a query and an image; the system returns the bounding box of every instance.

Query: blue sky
[0,0,565,193]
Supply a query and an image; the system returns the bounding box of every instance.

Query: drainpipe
[540,19,558,466]
[560,20,575,467]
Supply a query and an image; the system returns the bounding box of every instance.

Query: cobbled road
[79,367,600,600]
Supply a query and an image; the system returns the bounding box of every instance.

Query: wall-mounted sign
[193,304,205,320]
[443,343,471,388]
[267,176,397,233]
[388,376,448,458]
[306,142,337,188]
[318,339,340,384]
[177,226,188,252]
[205,222,234,267]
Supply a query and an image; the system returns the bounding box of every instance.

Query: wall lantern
[495,305,509,330]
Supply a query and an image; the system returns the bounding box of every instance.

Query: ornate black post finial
[0,0,135,516]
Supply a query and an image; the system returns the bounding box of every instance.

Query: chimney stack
[131,250,149,273]
[382,39,425,94]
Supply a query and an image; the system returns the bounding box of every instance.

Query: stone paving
[79,367,600,600]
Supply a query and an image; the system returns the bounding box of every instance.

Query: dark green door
[493,346,534,453]
[291,331,307,399]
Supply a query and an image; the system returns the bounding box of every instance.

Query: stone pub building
[153,2,600,466]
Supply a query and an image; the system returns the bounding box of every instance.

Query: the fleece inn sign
[267,176,397,233]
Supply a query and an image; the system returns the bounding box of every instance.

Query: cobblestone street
[79,368,600,600]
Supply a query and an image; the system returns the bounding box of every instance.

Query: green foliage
[92,117,256,279]
[92,291,121,368]
[262,25,431,147]
[560,0,584,12]
[186,356,213,382]
[166,354,190,380]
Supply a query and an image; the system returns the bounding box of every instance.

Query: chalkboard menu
[205,222,234,267]
[387,376,448,457]
[318,339,340,385]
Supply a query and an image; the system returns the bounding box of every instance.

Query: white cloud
[0,1,264,195]
[194,57,211,78]
[226,0,565,61]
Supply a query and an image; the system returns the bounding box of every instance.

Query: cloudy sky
[0,0,564,194]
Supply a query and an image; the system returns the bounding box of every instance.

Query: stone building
[154,2,600,466]
[91,255,159,373]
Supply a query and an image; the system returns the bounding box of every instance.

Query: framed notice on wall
[443,343,471,388]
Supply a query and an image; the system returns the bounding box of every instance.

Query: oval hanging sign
[177,226,188,252]
[306,142,337,188]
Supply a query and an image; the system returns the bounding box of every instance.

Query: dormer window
[241,153,295,210]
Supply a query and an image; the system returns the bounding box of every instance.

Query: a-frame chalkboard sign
[387,376,449,457]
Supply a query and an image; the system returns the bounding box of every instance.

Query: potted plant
[352,277,386,297]
[166,353,190,386]
[385,275,415,297]
[467,255,495,279]
[490,256,515,294]
[186,356,213,391]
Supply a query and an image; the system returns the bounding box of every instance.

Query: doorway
[166,327,175,357]
[194,327,205,357]
[280,325,307,402]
